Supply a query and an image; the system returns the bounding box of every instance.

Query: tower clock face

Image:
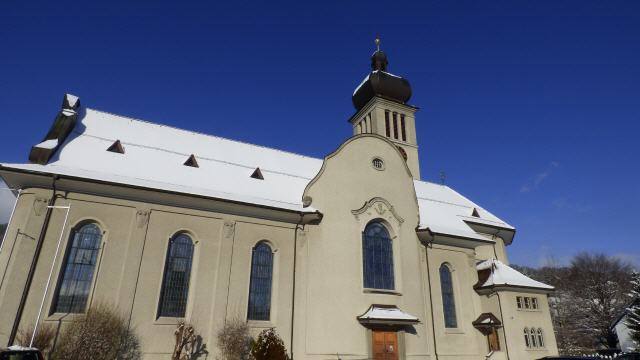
[397,146,408,161]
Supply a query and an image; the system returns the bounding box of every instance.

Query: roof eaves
[0,164,322,219]
[474,283,555,294]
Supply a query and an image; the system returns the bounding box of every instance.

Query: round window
[372,157,385,170]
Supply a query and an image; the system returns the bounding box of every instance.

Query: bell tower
[350,37,421,179]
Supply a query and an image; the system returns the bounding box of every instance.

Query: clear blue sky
[1,0,638,267]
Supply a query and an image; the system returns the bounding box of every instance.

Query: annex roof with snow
[0,93,515,245]
[475,259,554,294]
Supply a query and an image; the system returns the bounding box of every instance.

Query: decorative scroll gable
[351,197,404,225]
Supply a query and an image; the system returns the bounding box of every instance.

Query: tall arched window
[247,242,274,321]
[537,328,545,348]
[362,222,394,290]
[524,328,530,347]
[530,327,538,347]
[158,233,194,318]
[439,264,458,328]
[53,223,103,313]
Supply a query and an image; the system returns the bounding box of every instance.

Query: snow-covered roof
[0,101,514,240]
[34,139,59,150]
[6,345,39,351]
[414,180,514,243]
[357,305,419,324]
[475,259,554,292]
[2,108,324,213]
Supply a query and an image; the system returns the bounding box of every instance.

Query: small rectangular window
[385,111,390,137]
[524,297,531,309]
[400,114,406,141]
[532,297,538,310]
[516,296,523,309]
[392,113,398,139]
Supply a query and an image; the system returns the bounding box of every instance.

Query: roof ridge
[86,108,323,162]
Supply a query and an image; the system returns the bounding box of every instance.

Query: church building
[0,44,558,360]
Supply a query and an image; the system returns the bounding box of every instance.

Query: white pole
[30,205,71,348]
[0,188,21,254]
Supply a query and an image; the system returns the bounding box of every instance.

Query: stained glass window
[362,222,394,290]
[439,264,458,328]
[157,233,194,318]
[52,223,102,313]
[247,242,274,320]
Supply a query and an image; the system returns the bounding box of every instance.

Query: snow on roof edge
[0,163,319,214]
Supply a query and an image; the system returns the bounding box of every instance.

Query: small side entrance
[372,330,398,360]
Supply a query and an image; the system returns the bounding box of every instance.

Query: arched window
[247,242,274,320]
[53,223,103,313]
[530,327,538,347]
[158,233,194,318]
[362,222,394,290]
[537,328,544,348]
[439,264,458,328]
[524,328,530,347]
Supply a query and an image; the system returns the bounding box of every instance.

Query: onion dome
[352,41,412,111]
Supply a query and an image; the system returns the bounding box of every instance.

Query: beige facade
[0,49,558,360]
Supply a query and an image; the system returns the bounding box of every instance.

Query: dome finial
[371,35,388,72]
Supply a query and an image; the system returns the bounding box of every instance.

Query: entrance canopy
[358,305,419,325]
[472,312,502,335]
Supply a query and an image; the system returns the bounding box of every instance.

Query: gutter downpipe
[30,205,70,347]
[424,236,440,360]
[8,176,58,346]
[492,242,511,360]
[290,213,304,360]
[0,188,22,254]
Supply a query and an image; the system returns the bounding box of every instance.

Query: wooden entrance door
[372,331,398,360]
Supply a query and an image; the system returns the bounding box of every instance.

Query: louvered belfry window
[158,233,194,318]
[247,242,274,320]
[362,222,395,290]
[440,264,458,328]
[53,223,103,314]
